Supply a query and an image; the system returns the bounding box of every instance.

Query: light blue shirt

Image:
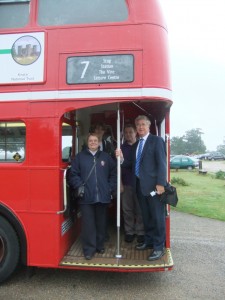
[136,133,149,158]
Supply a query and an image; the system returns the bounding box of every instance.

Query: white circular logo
[11,35,41,66]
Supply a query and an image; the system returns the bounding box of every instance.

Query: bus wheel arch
[0,205,27,280]
[0,215,20,283]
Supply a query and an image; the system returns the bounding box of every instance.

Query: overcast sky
[159,0,225,151]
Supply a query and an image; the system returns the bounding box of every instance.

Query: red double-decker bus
[0,0,173,282]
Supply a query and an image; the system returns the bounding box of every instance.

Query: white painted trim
[0,87,172,102]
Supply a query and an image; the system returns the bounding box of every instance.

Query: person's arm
[68,154,84,189]
[115,148,133,168]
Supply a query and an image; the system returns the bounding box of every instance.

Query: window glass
[0,1,30,29]
[182,158,189,163]
[0,122,26,162]
[38,0,128,26]
[62,123,73,162]
[172,158,180,163]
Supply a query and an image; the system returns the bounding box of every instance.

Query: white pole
[115,103,122,258]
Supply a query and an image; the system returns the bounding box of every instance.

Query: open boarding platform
[60,227,173,272]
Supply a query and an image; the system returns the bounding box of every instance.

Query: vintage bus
[0,0,173,282]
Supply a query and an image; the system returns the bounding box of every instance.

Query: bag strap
[83,156,98,185]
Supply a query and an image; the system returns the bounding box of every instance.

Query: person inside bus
[89,121,116,241]
[69,133,117,260]
[121,124,145,243]
[116,115,167,261]
[89,122,115,159]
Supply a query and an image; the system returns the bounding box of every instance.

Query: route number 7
[80,61,90,79]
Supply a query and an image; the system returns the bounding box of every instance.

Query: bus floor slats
[60,228,173,270]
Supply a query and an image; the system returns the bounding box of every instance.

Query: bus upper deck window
[38,0,128,26]
[0,122,26,163]
[0,0,30,29]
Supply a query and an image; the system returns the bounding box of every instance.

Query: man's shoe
[137,235,145,244]
[147,249,165,261]
[125,234,135,243]
[96,248,105,254]
[85,255,93,260]
[135,243,153,250]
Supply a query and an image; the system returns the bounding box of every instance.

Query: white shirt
[89,150,98,156]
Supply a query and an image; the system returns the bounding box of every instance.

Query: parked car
[170,155,199,170]
[197,153,210,160]
[207,152,225,160]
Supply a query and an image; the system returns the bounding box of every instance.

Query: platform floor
[60,228,173,271]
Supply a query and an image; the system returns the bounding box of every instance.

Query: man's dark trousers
[136,178,166,251]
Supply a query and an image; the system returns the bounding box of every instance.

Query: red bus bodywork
[0,0,173,281]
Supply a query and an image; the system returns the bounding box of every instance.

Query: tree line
[170,128,225,155]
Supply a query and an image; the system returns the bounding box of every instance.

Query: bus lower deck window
[0,121,26,162]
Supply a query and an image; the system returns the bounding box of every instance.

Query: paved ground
[199,160,225,172]
[0,211,225,300]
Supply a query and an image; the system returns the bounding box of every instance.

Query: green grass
[170,169,225,221]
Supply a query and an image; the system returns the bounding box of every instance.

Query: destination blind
[66,54,134,84]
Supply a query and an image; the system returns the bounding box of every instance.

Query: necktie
[135,138,144,177]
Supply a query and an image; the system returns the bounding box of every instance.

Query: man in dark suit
[117,115,167,261]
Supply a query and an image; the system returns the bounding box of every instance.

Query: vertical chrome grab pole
[115,103,122,258]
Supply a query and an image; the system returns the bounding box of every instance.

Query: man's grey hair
[135,115,151,126]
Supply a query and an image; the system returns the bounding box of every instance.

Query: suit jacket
[122,134,167,196]
[102,139,115,159]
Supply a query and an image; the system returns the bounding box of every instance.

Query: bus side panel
[57,25,142,56]
[56,25,171,91]
[27,118,58,166]
[18,212,59,266]
[29,169,59,211]
[25,110,77,266]
[0,102,28,118]
[0,168,29,211]
[142,25,171,89]
[17,213,79,267]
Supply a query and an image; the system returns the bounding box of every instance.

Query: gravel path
[0,211,225,300]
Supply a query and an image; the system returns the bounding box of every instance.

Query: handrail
[57,167,69,215]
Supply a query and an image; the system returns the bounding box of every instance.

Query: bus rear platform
[60,227,173,272]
